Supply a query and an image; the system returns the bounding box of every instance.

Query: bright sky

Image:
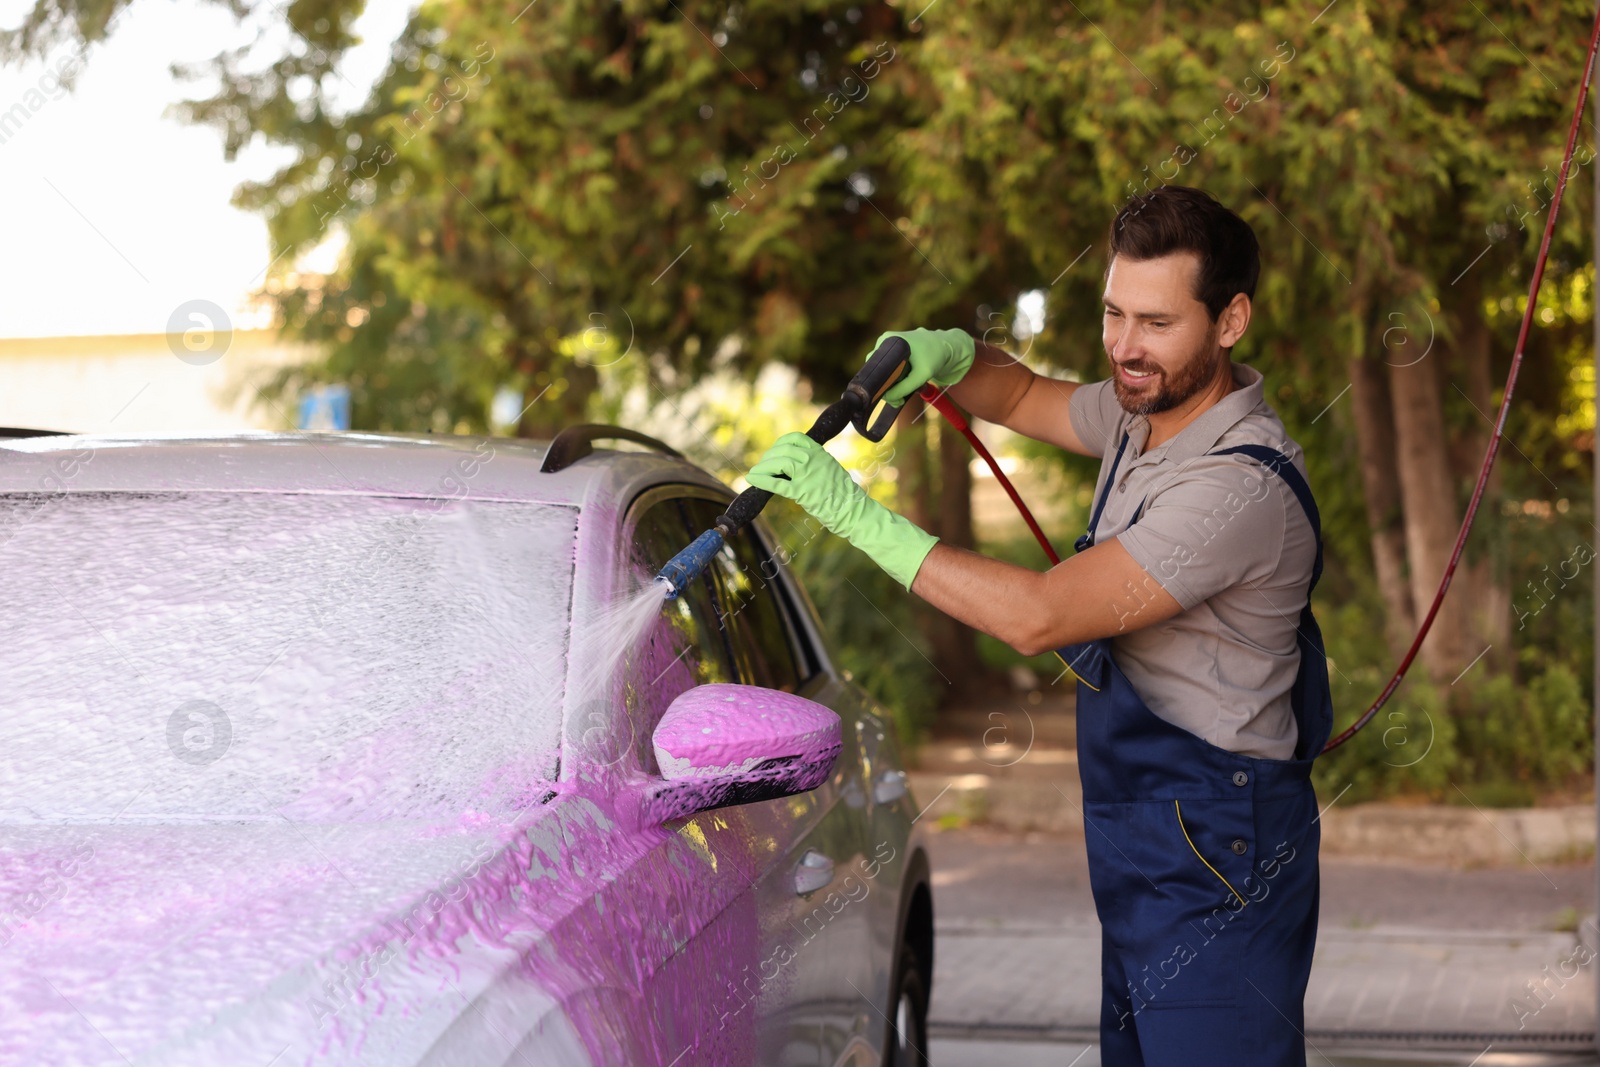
[0,0,416,339]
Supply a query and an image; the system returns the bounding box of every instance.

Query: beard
[1110,322,1224,416]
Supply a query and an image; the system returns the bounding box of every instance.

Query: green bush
[1315,676,1456,804]
[1310,508,1596,808]
[1458,662,1591,787]
[1314,657,1592,808]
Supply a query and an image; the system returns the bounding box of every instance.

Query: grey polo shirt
[1066,361,1318,760]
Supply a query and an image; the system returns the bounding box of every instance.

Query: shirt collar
[1127,361,1264,465]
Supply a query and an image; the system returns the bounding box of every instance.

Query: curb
[907,772,1597,865]
[1318,802,1596,865]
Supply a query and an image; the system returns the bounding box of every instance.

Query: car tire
[884,942,930,1067]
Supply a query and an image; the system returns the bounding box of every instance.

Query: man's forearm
[908,539,1186,657]
[946,338,1087,456]
[908,543,1057,655]
[944,340,1036,426]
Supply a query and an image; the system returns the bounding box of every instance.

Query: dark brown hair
[1109,186,1259,321]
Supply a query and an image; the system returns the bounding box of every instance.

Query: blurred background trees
[7,0,1598,802]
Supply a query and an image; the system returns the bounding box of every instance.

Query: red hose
[921,0,1600,754]
[919,385,1061,566]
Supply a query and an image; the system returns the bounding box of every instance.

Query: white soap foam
[0,491,576,824]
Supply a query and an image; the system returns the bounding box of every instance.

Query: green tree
[202,1,929,435]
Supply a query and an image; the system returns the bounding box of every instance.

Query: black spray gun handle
[848,334,915,442]
[712,335,913,538]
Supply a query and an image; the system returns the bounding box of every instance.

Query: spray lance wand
[655,336,915,598]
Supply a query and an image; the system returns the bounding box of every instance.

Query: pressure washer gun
[654,336,913,599]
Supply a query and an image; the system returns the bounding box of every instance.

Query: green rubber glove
[877,327,977,406]
[747,432,939,590]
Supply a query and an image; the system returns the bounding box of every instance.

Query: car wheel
[884,942,929,1067]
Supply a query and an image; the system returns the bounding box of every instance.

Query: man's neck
[1144,357,1237,451]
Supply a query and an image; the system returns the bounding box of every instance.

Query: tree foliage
[192,0,927,433]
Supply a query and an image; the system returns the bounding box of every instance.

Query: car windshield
[0,491,575,823]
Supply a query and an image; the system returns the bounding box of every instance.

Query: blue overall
[1056,435,1332,1067]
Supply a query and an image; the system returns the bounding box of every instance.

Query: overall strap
[1075,430,1132,553]
[1207,444,1323,594]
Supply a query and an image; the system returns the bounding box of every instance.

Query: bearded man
[749,184,1331,1067]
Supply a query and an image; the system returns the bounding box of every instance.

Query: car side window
[679,499,805,694]
[623,498,737,771]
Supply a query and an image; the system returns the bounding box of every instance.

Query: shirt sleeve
[1113,454,1289,611]
[1068,379,1121,457]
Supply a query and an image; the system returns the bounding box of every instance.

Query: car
[0,426,935,1067]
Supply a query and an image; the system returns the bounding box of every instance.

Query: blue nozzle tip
[655,529,725,598]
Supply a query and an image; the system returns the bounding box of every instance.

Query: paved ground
[925,824,1597,932]
[924,824,1600,1059]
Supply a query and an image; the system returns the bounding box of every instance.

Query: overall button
[1230,839,1248,856]
[1232,771,1249,787]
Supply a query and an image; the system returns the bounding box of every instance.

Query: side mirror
[642,683,842,823]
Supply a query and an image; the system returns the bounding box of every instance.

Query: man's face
[1101,251,1225,416]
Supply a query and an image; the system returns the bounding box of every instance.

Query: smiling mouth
[1117,364,1159,384]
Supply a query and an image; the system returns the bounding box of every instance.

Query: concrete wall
[0,330,314,434]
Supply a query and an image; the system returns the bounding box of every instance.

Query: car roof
[0,430,726,509]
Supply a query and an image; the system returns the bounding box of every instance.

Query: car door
[746,539,904,1067]
[617,490,819,1064]
[676,497,878,1067]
